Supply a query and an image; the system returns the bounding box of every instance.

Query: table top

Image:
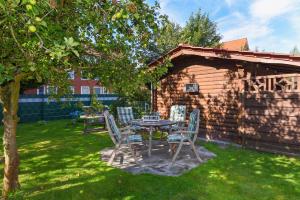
[80,115,104,119]
[132,119,177,127]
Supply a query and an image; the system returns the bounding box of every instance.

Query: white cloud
[218,0,300,53]
[218,12,271,46]
[225,0,236,7]
[250,0,299,22]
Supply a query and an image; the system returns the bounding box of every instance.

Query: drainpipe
[150,82,153,112]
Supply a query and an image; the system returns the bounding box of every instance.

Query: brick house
[24,71,109,95]
[221,38,249,51]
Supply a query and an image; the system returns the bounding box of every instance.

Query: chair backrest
[169,105,186,122]
[187,109,200,143]
[104,111,121,145]
[117,107,135,125]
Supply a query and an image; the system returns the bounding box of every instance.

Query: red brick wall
[23,72,102,95]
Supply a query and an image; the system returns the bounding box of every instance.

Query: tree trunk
[1,79,21,198]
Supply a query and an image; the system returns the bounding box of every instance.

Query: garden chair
[117,107,142,131]
[160,105,186,133]
[167,108,202,167]
[104,111,143,165]
[69,110,83,125]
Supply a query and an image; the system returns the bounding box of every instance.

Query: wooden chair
[167,109,202,167]
[103,111,143,165]
[117,107,143,131]
[160,105,186,133]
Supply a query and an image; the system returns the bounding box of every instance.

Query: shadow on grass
[0,120,299,200]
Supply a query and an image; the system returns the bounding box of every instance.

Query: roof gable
[221,38,249,51]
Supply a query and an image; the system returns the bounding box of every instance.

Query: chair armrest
[171,130,195,135]
[180,130,196,135]
[120,126,135,135]
[176,126,188,131]
[119,126,131,131]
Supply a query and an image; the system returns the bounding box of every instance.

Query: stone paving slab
[100,141,216,176]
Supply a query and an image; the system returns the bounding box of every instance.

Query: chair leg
[129,144,138,163]
[168,143,173,155]
[171,144,177,155]
[190,141,202,162]
[169,142,183,167]
[108,143,120,165]
[108,148,118,165]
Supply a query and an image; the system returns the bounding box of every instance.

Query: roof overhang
[149,44,300,68]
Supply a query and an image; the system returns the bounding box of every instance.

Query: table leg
[148,126,153,157]
[83,119,87,134]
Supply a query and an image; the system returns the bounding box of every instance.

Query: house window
[68,71,75,80]
[94,86,108,94]
[70,86,75,94]
[47,86,58,95]
[81,71,88,80]
[81,86,90,94]
[37,86,45,95]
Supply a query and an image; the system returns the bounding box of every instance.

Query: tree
[156,16,182,55]
[290,46,300,56]
[0,0,166,198]
[146,16,182,61]
[181,9,221,47]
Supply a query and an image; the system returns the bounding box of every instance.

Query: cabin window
[244,74,299,92]
[184,83,199,93]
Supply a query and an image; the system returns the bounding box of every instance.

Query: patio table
[80,114,106,134]
[132,120,177,156]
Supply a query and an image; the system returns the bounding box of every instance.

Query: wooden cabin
[150,44,300,156]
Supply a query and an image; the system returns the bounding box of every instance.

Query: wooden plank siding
[154,55,300,156]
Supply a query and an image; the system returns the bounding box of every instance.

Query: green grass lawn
[0,120,300,200]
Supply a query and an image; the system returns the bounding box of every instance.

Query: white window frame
[37,86,45,95]
[93,86,101,94]
[69,86,75,94]
[81,86,90,94]
[81,71,88,80]
[94,86,109,94]
[68,71,75,80]
[47,86,58,95]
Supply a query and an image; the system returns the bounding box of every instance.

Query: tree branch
[35,32,50,51]
[0,86,4,105]
[83,45,120,60]
[8,23,26,56]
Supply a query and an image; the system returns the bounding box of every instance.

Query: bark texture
[1,79,21,198]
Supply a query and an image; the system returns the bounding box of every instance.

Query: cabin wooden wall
[154,56,300,155]
[242,74,300,155]
[155,56,243,142]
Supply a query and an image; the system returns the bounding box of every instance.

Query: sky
[147,0,300,53]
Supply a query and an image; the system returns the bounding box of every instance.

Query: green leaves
[0,64,14,85]
[181,9,221,47]
[64,37,79,48]
[0,0,5,10]
[48,37,79,60]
